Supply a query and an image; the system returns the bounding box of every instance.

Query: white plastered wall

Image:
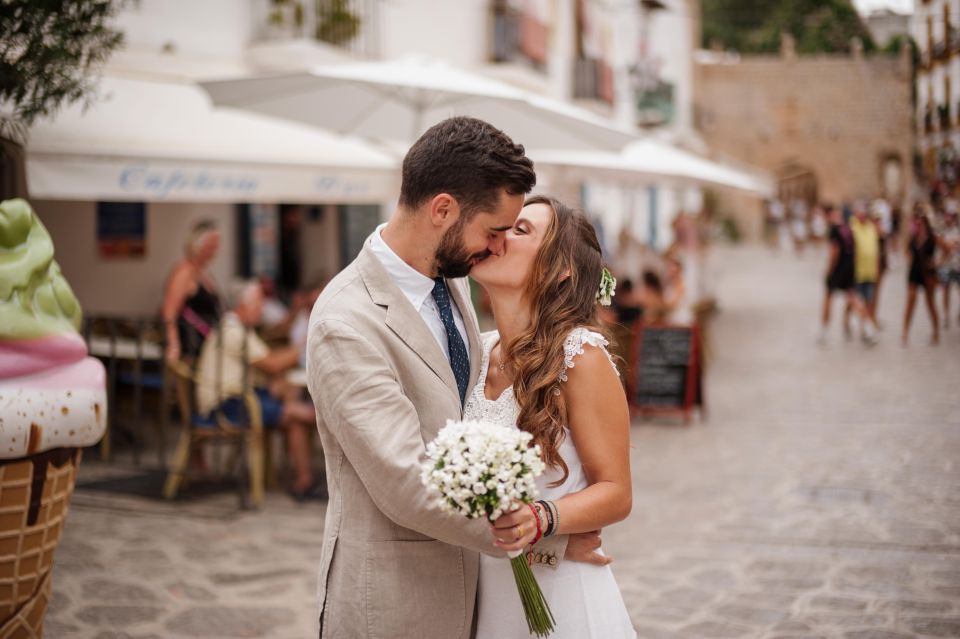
[34,200,237,317]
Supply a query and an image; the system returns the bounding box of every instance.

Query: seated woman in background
[289,277,327,368]
[663,256,693,324]
[608,278,643,326]
[162,220,222,363]
[638,270,668,323]
[639,258,692,325]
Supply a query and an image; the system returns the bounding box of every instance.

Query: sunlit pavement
[607,243,960,639]
[46,243,960,638]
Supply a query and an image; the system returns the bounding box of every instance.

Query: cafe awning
[26,75,399,203]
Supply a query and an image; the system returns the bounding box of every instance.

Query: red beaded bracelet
[528,502,543,545]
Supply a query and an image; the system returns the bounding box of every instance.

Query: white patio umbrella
[534,139,774,196]
[199,57,636,152]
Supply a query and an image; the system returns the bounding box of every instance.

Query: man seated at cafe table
[195,280,322,501]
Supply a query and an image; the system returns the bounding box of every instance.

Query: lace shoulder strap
[480,330,499,355]
[559,327,619,383]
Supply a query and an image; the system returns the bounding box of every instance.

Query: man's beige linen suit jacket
[306,241,566,639]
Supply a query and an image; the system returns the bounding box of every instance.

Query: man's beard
[436,216,491,278]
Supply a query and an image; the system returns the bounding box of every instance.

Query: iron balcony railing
[490,3,548,71]
[573,57,614,105]
[259,0,380,59]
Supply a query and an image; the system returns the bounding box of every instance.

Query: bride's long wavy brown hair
[503,195,610,485]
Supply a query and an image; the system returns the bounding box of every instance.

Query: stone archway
[777,163,819,206]
[878,151,905,202]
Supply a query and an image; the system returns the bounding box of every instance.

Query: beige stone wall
[696,49,913,236]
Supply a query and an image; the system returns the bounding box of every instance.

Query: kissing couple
[307,116,636,638]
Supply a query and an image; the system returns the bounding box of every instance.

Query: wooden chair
[162,360,265,508]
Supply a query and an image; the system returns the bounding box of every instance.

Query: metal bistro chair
[83,316,168,466]
[162,359,265,508]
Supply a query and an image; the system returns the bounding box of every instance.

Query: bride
[465,195,636,638]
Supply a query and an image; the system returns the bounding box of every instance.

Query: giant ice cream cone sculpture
[0,198,107,638]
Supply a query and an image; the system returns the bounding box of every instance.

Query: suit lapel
[357,244,460,400]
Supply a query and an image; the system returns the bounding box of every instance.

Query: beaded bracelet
[537,500,556,537]
[535,500,550,536]
[527,503,543,545]
[534,501,549,537]
[546,500,559,537]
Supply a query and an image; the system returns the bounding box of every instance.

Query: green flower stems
[509,555,556,637]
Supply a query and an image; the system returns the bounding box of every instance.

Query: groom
[306,117,604,638]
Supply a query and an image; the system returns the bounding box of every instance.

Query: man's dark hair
[398,116,536,217]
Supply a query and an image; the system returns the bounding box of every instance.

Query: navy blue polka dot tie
[431,278,470,406]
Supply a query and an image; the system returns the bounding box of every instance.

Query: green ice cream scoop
[0,198,82,340]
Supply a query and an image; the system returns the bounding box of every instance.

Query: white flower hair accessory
[596,267,616,306]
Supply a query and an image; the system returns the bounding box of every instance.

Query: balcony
[939,104,952,130]
[933,39,950,62]
[573,57,614,105]
[490,5,548,71]
[635,79,675,127]
[257,0,379,58]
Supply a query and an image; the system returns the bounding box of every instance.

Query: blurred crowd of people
[594,213,710,368]
[160,219,328,500]
[806,196,960,347]
[602,213,704,330]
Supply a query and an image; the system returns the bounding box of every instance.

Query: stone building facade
[913,0,960,194]
[694,40,913,239]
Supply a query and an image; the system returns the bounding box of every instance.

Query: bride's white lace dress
[466,328,636,639]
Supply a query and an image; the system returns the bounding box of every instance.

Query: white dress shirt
[369,224,470,363]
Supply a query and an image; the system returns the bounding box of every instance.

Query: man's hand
[564,530,611,566]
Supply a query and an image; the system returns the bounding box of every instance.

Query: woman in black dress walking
[902,211,944,345]
[819,204,871,345]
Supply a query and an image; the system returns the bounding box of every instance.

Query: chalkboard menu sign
[629,324,702,418]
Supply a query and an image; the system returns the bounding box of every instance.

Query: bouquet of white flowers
[421,419,556,637]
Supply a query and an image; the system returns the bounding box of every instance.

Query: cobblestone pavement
[46,244,960,638]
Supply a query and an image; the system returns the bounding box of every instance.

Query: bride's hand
[490,505,538,552]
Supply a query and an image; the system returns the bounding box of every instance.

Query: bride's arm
[553,344,632,534]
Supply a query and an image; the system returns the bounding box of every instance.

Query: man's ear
[429,193,461,228]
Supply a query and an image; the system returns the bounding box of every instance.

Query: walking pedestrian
[849,201,881,344]
[937,209,960,329]
[902,209,943,345]
[790,198,808,255]
[889,203,903,254]
[870,196,893,327]
[768,198,786,251]
[818,204,872,345]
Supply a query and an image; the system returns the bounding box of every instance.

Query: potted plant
[266,0,306,39]
[316,0,361,46]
